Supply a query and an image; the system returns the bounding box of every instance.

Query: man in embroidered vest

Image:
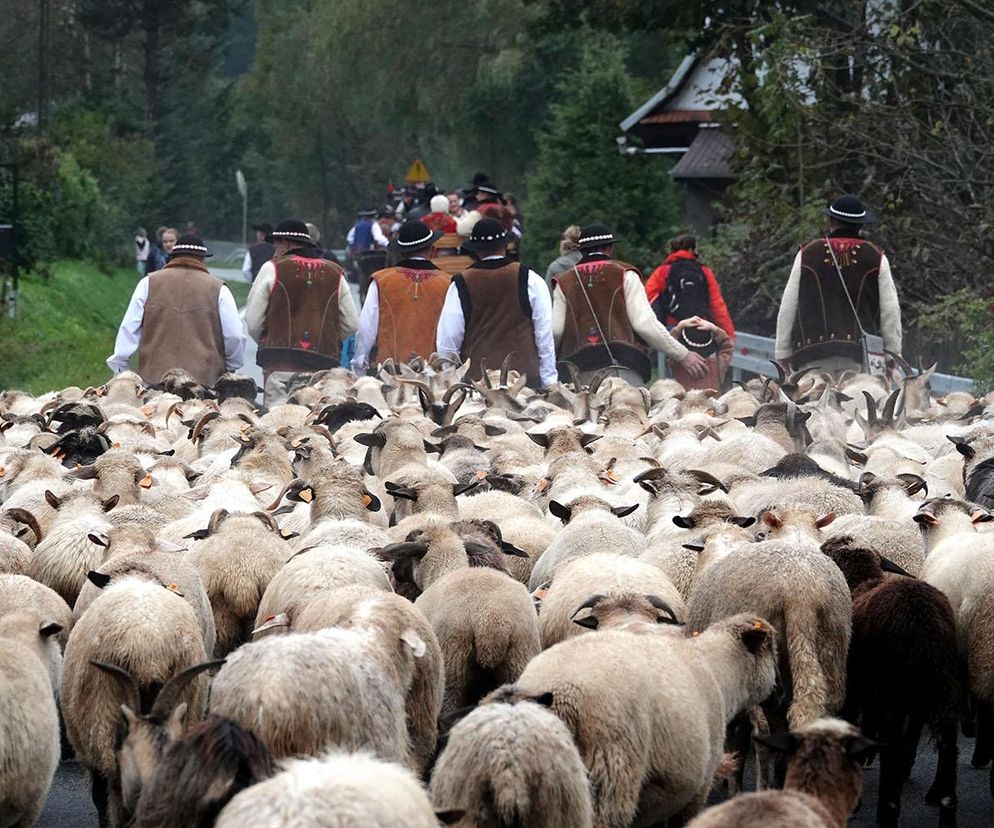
[352,220,451,373]
[245,219,358,403]
[775,194,902,375]
[552,224,707,385]
[436,218,557,389]
[107,236,245,387]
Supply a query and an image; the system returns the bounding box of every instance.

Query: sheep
[0,610,63,827]
[493,613,778,827]
[430,698,594,828]
[61,578,210,827]
[0,572,74,651]
[88,658,224,821]
[383,462,478,524]
[28,488,119,606]
[378,525,541,718]
[253,543,392,636]
[130,715,274,828]
[209,617,427,766]
[214,751,446,828]
[688,528,852,730]
[644,523,755,602]
[289,585,444,777]
[0,507,39,573]
[353,417,428,477]
[183,509,293,655]
[821,537,958,826]
[685,718,875,828]
[528,495,642,591]
[538,552,685,647]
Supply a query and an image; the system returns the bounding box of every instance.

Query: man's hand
[680,351,708,379]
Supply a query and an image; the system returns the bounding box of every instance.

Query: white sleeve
[552,283,566,348]
[338,275,359,339]
[623,270,689,361]
[528,271,558,387]
[372,221,389,248]
[218,286,246,371]
[877,254,902,356]
[245,260,276,342]
[436,282,465,360]
[775,251,803,360]
[455,210,480,237]
[107,279,149,374]
[241,251,252,280]
[351,280,379,373]
[346,226,356,245]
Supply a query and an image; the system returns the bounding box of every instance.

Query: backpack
[652,257,712,323]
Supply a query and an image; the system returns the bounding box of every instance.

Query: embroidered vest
[258,254,344,372]
[453,260,540,385]
[139,258,225,387]
[373,264,451,363]
[790,236,883,367]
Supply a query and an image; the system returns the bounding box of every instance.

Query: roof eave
[619,52,700,133]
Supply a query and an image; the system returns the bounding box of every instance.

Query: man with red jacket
[645,235,735,339]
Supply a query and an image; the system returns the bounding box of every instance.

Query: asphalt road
[38,734,994,826]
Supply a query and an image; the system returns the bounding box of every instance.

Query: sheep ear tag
[400,629,427,658]
[141,404,155,417]
[298,487,314,503]
[139,474,153,489]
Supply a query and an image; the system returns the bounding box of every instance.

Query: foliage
[525,34,683,269]
[0,261,135,393]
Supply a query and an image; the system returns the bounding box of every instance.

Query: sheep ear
[361,491,381,512]
[682,542,705,553]
[971,510,994,524]
[39,620,63,638]
[880,557,912,577]
[354,432,386,448]
[88,532,109,548]
[611,504,639,518]
[740,620,771,654]
[252,613,290,635]
[44,490,62,510]
[672,514,695,529]
[384,482,418,502]
[527,432,551,448]
[815,512,836,529]
[755,732,799,755]
[947,434,975,459]
[572,614,599,630]
[761,511,783,530]
[686,469,728,495]
[846,734,878,762]
[430,424,458,437]
[155,539,186,553]
[435,811,465,826]
[483,424,506,436]
[845,445,869,466]
[400,628,427,658]
[120,705,140,732]
[183,529,211,541]
[167,702,189,734]
[896,473,927,497]
[530,691,555,708]
[730,516,756,528]
[500,541,529,558]
[87,571,112,588]
[453,478,482,496]
[913,511,938,526]
[548,500,572,522]
[580,434,602,450]
[101,495,120,512]
[423,439,442,454]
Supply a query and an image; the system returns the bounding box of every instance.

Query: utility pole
[235,170,248,245]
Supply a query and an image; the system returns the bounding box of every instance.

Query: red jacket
[645,250,735,339]
[422,212,457,234]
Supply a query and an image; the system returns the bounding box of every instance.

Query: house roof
[671,128,736,180]
[619,54,700,132]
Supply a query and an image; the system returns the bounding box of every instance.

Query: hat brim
[821,207,877,224]
[577,235,620,250]
[461,233,512,253]
[170,249,213,259]
[271,233,319,247]
[388,228,445,254]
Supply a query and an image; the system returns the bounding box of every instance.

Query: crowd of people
[112,186,903,403]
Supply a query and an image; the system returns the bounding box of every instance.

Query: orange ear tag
[536,479,549,493]
[362,493,373,507]
[141,405,155,417]
[139,475,153,489]
[299,488,314,503]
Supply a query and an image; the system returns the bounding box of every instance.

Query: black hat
[271,219,318,247]
[462,217,513,252]
[169,235,212,258]
[251,222,273,235]
[577,224,619,251]
[677,324,719,357]
[357,208,378,218]
[821,194,877,225]
[388,220,444,255]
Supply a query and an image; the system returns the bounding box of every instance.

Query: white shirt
[551,260,690,362]
[106,274,245,375]
[436,256,558,387]
[345,220,389,249]
[241,250,253,281]
[244,259,359,344]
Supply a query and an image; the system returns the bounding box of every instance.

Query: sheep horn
[266,481,298,511]
[4,508,42,544]
[150,659,226,719]
[164,402,185,428]
[90,660,141,714]
[570,594,607,617]
[442,382,472,404]
[189,411,221,443]
[398,378,435,405]
[500,352,516,387]
[587,366,617,396]
[479,358,493,389]
[881,389,902,423]
[646,595,681,624]
[884,349,916,377]
[558,361,581,391]
[769,360,787,384]
[862,392,878,428]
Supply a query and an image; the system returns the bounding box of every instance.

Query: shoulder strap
[572,265,618,368]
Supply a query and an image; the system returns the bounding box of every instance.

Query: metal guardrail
[728,331,975,395]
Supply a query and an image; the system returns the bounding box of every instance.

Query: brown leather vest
[790,234,883,367]
[257,252,344,372]
[373,261,450,364]
[453,259,539,385]
[139,258,225,387]
[556,256,645,357]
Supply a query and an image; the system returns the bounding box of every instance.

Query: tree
[525,34,682,269]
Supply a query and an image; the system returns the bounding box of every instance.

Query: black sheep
[822,536,959,827]
[761,452,860,493]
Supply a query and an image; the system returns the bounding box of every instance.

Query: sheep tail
[784,603,829,729]
[474,619,513,671]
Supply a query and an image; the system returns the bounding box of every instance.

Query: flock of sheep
[0,354,992,827]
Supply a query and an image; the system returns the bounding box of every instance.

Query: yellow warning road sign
[404,159,432,183]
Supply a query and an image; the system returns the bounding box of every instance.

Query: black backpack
[652,257,712,323]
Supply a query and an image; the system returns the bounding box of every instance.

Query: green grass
[0,261,136,393]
